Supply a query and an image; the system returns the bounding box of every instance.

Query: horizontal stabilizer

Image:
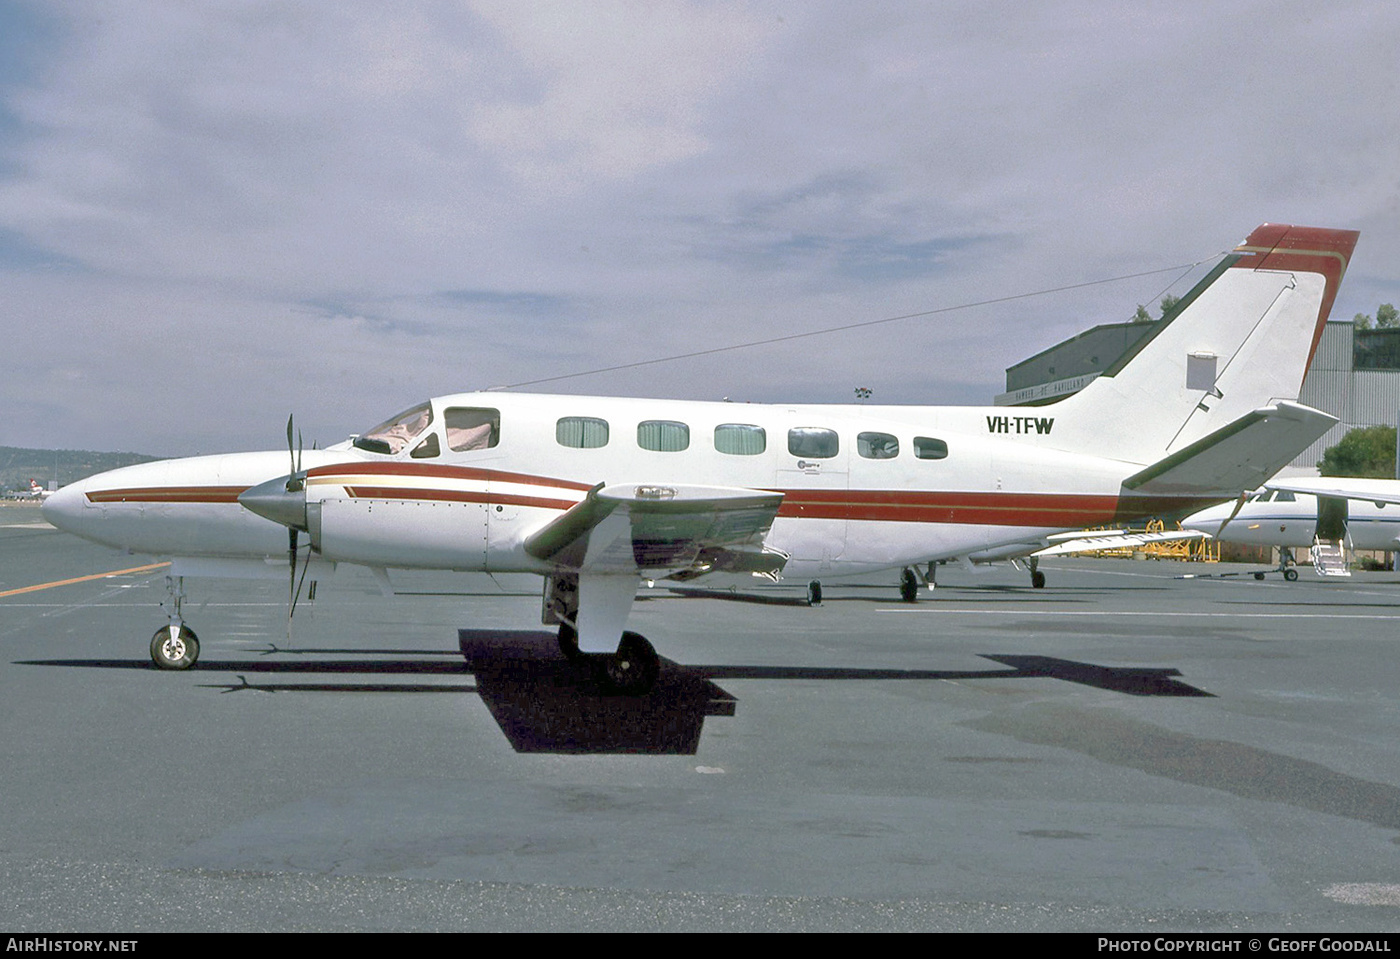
[524,482,785,576]
[1122,401,1337,497]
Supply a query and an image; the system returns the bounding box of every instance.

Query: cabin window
[858,432,899,459]
[788,427,839,459]
[637,420,690,452]
[715,423,766,455]
[353,402,433,455]
[557,416,609,449]
[914,436,948,460]
[444,407,500,451]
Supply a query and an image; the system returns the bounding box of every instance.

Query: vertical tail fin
[1052,223,1359,465]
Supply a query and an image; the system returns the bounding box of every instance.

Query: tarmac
[5,502,1400,932]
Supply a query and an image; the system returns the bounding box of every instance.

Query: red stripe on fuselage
[85,486,246,504]
[82,477,1222,530]
[308,461,595,491]
[772,489,1223,527]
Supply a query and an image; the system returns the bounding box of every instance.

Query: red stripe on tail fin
[1231,223,1360,376]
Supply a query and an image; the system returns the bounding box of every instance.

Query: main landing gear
[1029,556,1047,589]
[900,567,919,603]
[556,623,660,695]
[151,575,199,669]
[547,573,661,696]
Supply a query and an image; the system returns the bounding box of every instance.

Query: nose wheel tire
[151,625,199,670]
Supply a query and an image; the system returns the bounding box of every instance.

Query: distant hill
[0,446,158,494]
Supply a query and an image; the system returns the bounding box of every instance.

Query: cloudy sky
[1,1,1396,456]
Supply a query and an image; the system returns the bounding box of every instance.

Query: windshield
[353,402,433,454]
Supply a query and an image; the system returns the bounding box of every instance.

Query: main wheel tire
[900,567,919,603]
[151,625,199,670]
[1031,570,1047,589]
[807,580,823,606]
[594,631,659,695]
[1284,568,1299,582]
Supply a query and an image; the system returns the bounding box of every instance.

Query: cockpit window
[353,402,433,454]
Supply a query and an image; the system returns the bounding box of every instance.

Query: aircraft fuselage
[43,391,1211,581]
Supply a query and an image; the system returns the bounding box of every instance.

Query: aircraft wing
[1122,401,1338,497]
[1032,529,1208,558]
[524,483,788,578]
[1264,477,1400,506]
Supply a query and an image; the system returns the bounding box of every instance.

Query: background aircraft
[42,223,1357,693]
[1181,476,1400,579]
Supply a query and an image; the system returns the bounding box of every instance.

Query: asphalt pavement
[4,506,1400,932]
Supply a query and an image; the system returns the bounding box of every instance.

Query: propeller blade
[289,538,313,621]
[1216,491,1250,539]
[286,414,295,478]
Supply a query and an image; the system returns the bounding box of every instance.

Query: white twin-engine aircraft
[43,223,1358,693]
[1181,476,1400,580]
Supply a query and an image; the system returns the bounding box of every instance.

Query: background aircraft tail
[1050,223,1358,467]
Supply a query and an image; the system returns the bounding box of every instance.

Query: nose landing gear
[151,575,200,669]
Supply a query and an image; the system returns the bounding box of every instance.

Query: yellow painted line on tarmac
[0,562,171,598]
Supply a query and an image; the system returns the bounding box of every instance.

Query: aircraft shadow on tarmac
[658,585,1165,607]
[19,631,1210,756]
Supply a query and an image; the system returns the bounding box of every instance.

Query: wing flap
[524,483,786,576]
[1033,529,1207,558]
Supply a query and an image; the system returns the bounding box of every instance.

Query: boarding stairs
[1311,536,1351,577]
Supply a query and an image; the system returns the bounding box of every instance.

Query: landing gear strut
[151,575,199,669]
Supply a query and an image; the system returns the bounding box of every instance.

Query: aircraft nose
[238,474,308,530]
[1179,507,1223,535]
[40,483,88,535]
